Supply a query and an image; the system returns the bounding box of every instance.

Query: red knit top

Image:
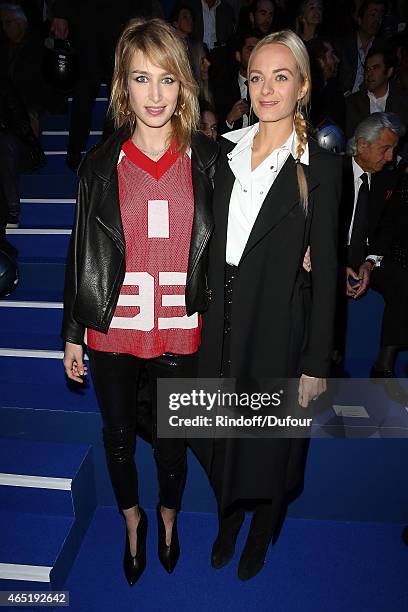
[86,138,201,358]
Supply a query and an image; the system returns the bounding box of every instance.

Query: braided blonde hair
[247,30,311,211]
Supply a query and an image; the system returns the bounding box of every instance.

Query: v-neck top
[86,138,201,358]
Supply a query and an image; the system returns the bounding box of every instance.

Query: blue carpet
[62,507,408,612]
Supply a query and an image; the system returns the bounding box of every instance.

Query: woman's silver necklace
[134,140,169,157]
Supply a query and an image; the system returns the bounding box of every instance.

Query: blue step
[20,200,75,229]
[0,355,99,413]
[41,131,102,151]
[0,438,86,516]
[0,303,63,349]
[6,230,70,260]
[1,260,65,301]
[41,98,107,132]
[0,511,74,582]
[0,438,96,590]
[21,174,78,199]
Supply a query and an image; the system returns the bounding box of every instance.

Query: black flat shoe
[211,508,245,569]
[123,507,147,586]
[157,505,180,573]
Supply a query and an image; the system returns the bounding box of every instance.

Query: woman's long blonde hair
[248,30,311,211]
[110,18,199,153]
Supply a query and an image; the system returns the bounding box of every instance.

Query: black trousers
[88,348,197,511]
[67,11,120,157]
[371,259,408,347]
[0,131,30,221]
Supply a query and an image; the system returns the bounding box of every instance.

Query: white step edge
[0,473,71,491]
[0,301,63,309]
[20,198,75,204]
[0,348,88,360]
[42,130,102,136]
[0,349,64,358]
[6,229,71,235]
[68,96,107,102]
[0,563,52,582]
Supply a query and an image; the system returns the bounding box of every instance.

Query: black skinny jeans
[88,348,197,511]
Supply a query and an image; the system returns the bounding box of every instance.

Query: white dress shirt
[352,34,374,93]
[223,124,309,266]
[202,0,221,50]
[367,85,389,113]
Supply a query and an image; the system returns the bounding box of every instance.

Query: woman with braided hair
[193,30,341,580]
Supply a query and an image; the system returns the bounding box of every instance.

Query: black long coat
[193,136,342,509]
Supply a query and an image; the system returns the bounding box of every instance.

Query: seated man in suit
[336,0,385,95]
[332,112,403,364]
[212,30,260,134]
[342,112,403,300]
[346,46,408,139]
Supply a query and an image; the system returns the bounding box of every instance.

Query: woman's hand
[298,374,326,408]
[63,342,87,383]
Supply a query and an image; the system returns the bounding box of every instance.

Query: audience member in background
[307,37,345,130]
[50,0,162,171]
[0,3,45,136]
[184,0,235,51]
[200,99,218,140]
[369,157,408,378]
[346,46,408,138]
[191,42,214,105]
[249,0,276,35]
[171,3,194,40]
[336,0,385,95]
[212,30,260,133]
[171,4,200,80]
[295,0,323,42]
[0,77,45,229]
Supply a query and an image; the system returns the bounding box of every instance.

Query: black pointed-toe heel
[157,505,180,573]
[211,508,245,569]
[123,507,147,586]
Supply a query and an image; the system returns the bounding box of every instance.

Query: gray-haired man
[342,112,404,299]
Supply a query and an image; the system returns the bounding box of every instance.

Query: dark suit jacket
[185,0,235,47]
[212,71,245,134]
[340,156,402,267]
[345,83,408,139]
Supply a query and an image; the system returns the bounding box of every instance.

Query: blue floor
[62,507,408,612]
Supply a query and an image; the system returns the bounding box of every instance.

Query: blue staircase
[0,86,107,591]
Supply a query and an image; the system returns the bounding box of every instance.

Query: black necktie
[348,172,369,270]
[244,79,256,126]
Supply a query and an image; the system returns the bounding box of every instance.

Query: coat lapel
[240,155,319,263]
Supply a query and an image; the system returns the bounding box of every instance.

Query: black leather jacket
[62,125,218,344]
